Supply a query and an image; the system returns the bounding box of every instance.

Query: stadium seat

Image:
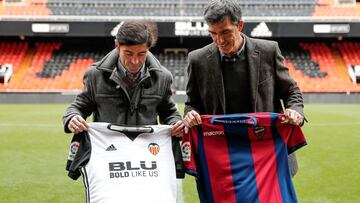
[314,0,359,16]
[155,50,187,91]
[282,44,328,79]
[2,0,50,16]
[1,39,359,93]
[0,42,28,73]
[283,42,360,93]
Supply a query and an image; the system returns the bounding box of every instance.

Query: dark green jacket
[63,49,181,133]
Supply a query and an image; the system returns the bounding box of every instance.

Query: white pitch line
[0,123,61,127]
[177,179,184,203]
[306,122,360,126]
[0,122,360,128]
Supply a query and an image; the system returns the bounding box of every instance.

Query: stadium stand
[0,39,359,93]
[155,49,187,91]
[182,0,317,17]
[0,40,190,92]
[1,0,359,17]
[1,0,50,15]
[284,42,360,93]
[282,44,328,78]
[1,0,319,17]
[35,43,107,78]
[314,0,360,16]
[48,0,318,17]
[47,2,181,16]
[334,42,360,68]
[0,0,359,100]
[0,41,102,92]
[334,42,360,84]
[0,42,28,72]
[1,0,358,18]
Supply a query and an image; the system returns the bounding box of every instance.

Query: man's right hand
[68,115,89,134]
[183,110,202,128]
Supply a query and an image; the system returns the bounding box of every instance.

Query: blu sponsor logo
[109,161,158,178]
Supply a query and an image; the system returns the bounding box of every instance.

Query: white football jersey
[79,123,176,203]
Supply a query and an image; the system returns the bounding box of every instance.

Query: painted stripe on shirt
[203,123,236,203]
[196,126,215,203]
[250,113,283,203]
[271,113,298,203]
[225,124,260,203]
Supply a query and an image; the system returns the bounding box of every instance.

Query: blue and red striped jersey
[181,112,307,203]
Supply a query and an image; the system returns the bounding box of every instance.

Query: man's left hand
[284,109,304,126]
[170,120,185,137]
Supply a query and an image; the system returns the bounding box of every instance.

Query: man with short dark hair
[63,22,184,201]
[183,0,305,176]
[63,20,183,136]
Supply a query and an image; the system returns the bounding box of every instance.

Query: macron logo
[251,22,272,37]
[203,131,224,137]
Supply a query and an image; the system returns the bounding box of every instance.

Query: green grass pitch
[0,104,359,203]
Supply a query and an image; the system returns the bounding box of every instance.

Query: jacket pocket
[258,76,274,97]
[141,94,163,111]
[258,75,273,87]
[142,88,164,98]
[95,94,127,115]
[257,75,274,109]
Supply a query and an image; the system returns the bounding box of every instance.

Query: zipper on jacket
[115,84,130,125]
[131,76,150,124]
[112,68,150,125]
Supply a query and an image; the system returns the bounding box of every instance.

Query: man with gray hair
[183,0,305,176]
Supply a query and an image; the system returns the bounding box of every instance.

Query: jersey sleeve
[181,127,198,176]
[288,125,307,154]
[172,137,185,179]
[65,133,81,172]
[277,123,307,154]
[67,131,91,180]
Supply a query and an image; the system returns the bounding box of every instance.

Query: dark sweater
[221,50,252,114]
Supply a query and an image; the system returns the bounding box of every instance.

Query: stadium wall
[0,92,359,104]
[0,21,359,38]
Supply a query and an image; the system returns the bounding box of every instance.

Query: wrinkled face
[117,43,149,74]
[207,17,244,55]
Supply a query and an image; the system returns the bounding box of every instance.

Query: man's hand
[284,109,304,126]
[183,110,202,128]
[68,115,89,134]
[170,120,184,137]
